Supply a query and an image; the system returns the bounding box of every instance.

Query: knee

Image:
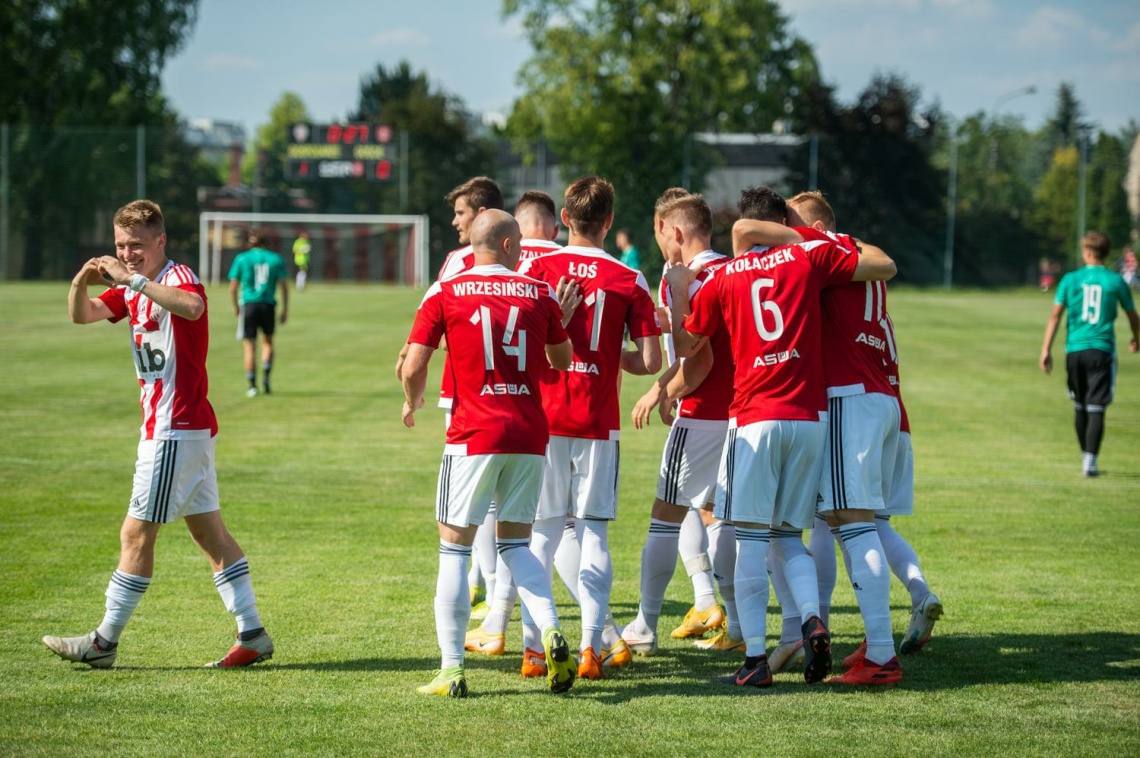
[119,520,157,557]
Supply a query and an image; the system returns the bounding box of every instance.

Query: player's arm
[663,264,707,357]
[277,275,289,325]
[68,258,115,324]
[546,338,573,370]
[98,256,204,320]
[621,334,662,376]
[665,341,713,403]
[1040,303,1065,373]
[401,343,435,428]
[632,361,680,429]
[395,342,411,381]
[1126,307,1138,353]
[850,242,897,282]
[229,278,241,317]
[732,218,803,254]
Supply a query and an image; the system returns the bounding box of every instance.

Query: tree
[1032,145,1080,263]
[504,0,820,278]
[242,92,312,211]
[0,0,200,278]
[349,62,497,272]
[1086,131,1132,254]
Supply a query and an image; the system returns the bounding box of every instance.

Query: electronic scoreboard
[285,123,396,181]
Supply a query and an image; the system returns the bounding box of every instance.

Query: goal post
[197,212,430,287]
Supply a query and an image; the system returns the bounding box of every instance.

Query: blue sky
[162,0,1140,137]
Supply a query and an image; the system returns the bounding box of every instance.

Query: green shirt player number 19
[1055,265,1136,355]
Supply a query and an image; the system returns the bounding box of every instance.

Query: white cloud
[367,27,429,49]
[1113,22,1140,52]
[931,0,993,17]
[203,53,264,71]
[1013,6,1115,50]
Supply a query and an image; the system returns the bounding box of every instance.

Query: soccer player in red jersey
[670,186,896,688]
[45,200,273,669]
[622,193,737,655]
[517,175,662,679]
[401,210,578,697]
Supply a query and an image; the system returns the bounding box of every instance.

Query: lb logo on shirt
[133,334,167,376]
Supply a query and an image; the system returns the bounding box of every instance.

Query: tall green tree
[0,0,200,278]
[349,61,496,272]
[1087,131,1131,253]
[1032,145,1080,263]
[504,0,820,277]
[243,92,312,211]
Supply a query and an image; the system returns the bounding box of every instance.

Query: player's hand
[402,397,424,428]
[556,276,583,325]
[1130,338,1138,353]
[73,258,106,287]
[658,394,676,426]
[233,305,240,318]
[631,385,662,429]
[663,261,697,290]
[97,256,129,286]
[279,310,288,326]
[1040,351,1053,373]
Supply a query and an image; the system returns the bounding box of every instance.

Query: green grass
[1,283,1138,756]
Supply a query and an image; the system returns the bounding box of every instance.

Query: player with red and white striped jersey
[44,200,272,671]
[516,175,662,680]
[401,209,578,697]
[671,186,897,689]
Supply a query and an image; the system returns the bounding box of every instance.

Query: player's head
[658,194,712,258]
[615,229,632,250]
[247,229,267,249]
[447,176,505,245]
[737,185,787,223]
[562,175,615,241]
[113,200,167,277]
[514,190,558,241]
[653,187,690,258]
[787,190,836,232]
[470,209,523,269]
[1081,231,1110,263]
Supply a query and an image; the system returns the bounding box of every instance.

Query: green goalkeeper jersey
[1055,265,1135,354]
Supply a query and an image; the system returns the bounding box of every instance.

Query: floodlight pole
[944,132,958,289]
[1077,133,1088,259]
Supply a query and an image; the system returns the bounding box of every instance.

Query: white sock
[522,516,566,652]
[734,527,770,658]
[97,570,151,643]
[482,551,518,635]
[637,519,681,634]
[875,516,930,606]
[472,507,498,601]
[213,557,262,633]
[678,509,717,610]
[770,527,821,624]
[497,538,559,634]
[1082,452,1097,471]
[434,540,471,669]
[808,517,836,626]
[766,550,800,644]
[576,518,613,652]
[554,517,581,600]
[707,519,739,638]
[838,523,894,665]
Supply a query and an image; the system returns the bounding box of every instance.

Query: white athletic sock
[434,540,471,669]
[522,516,566,652]
[482,551,518,635]
[497,538,559,634]
[638,519,681,634]
[97,570,151,643]
[808,517,836,626]
[734,527,770,658]
[472,507,498,601]
[875,517,930,606]
[838,523,894,665]
[213,557,262,633]
[766,550,800,644]
[770,527,821,624]
[707,519,740,638]
[678,509,717,611]
[554,517,581,600]
[576,518,613,652]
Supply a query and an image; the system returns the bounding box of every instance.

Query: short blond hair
[1082,231,1111,261]
[654,187,690,217]
[113,200,165,235]
[658,194,712,238]
[787,191,836,231]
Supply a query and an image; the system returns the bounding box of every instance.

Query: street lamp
[989,85,1037,174]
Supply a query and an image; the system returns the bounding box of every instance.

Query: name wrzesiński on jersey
[450,280,543,300]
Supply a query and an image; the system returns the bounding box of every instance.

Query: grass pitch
[1,282,1137,756]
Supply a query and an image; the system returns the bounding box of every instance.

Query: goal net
[197,212,429,287]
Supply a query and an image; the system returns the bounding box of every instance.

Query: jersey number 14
[471,305,527,371]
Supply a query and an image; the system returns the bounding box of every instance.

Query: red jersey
[881,311,908,433]
[98,261,218,440]
[685,241,857,425]
[658,251,735,423]
[519,238,561,267]
[519,246,660,440]
[408,264,568,455]
[795,227,896,397]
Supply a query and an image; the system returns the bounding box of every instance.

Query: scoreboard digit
[285,123,397,182]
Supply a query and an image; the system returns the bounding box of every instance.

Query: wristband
[128,274,149,292]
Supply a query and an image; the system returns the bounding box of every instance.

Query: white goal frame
[198,212,430,287]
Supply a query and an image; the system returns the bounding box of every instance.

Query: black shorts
[1066,349,1115,410]
[241,302,276,340]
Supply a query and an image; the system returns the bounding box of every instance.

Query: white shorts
[713,418,827,529]
[655,421,728,508]
[435,453,544,528]
[537,436,619,521]
[882,431,914,516]
[128,437,220,524]
[818,393,900,513]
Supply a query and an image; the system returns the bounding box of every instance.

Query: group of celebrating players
[397,174,943,697]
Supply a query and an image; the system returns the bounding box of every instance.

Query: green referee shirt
[228,247,287,305]
[1054,265,1135,355]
